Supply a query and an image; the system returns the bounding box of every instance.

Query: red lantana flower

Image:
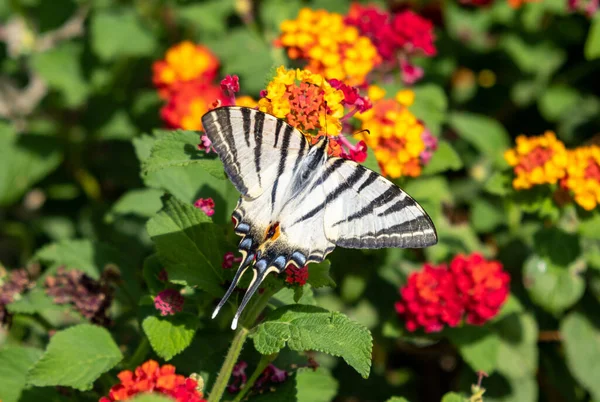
[194,198,215,217]
[395,253,510,332]
[285,265,309,286]
[154,289,184,316]
[100,360,205,402]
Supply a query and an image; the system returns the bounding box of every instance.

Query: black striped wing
[322,159,437,249]
[201,106,308,199]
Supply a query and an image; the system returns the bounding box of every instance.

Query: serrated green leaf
[30,43,88,107]
[27,324,122,391]
[0,346,43,402]
[91,9,156,61]
[494,313,538,379]
[585,14,600,60]
[142,313,199,361]
[251,305,372,378]
[523,254,585,315]
[146,195,226,296]
[307,260,336,288]
[561,311,600,401]
[446,326,500,374]
[273,285,316,306]
[6,288,56,315]
[448,112,510,166]
[421,141,463,175]
[142,131,225,179]
[386,398,410,402]
[0,124,62,206]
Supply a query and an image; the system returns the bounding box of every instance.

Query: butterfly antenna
[230,261,273,330]
[211,252,254,319]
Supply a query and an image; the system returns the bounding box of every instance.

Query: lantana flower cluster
[153,41,223,131]
[278,8,381,86]
[0,267,33,325]
[258,66,370,162]
[395,253,510,333]
[355,86,437,178]
[100,360,205,402]
[505,131,600,210]
[345,4,437,85]
[227,361,288,394]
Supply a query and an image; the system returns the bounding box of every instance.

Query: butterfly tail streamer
[211,252,255,319]
[231,259,277,330]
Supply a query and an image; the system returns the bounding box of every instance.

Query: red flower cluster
[285,265,309,286]
[395,253,510,332]
[194,198,215,217]
[345,4,436,85]
[227,361,287,394]
[100,360,205,402]
[154,289,184,316]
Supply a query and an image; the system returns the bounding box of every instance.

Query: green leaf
[142,313,199,361]
[421,141,463,175]
[273,286,316,306]
[534,227,581,266]
[446,326,500,374]
[0,124,62,206]
[538,85,580,122]
[30,43,88,107]
[176,0,235,37]
[441,393,465,402]
[6,288,55,315]
[471,198,504,233]
[561,311,600,401]
[386,398,410,402]
[296,367,339,402]
[206,28,274,94]
[0,347,43,402]
[494,313,538,379]
[251,305,372,378]
[259,0,303,37]
[91,9,157,61]
[523,254,585,315]
[485,170,514,196]
[585,14,600,60]
[249,367,338,402]
[27,324,123,391]
[500,35,566,77]
[107,188,164,221]
[34,239,127,280]
[579,211,600,240]
[146,195,226,296]
[448,112,510,166]
[307,260,336,288]
[410,84,448,136]
[142,131,225,179]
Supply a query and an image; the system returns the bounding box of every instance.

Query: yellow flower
[504,131,568,190]
[278,8,381,86]
[561,145,600,211]
[355,89,431,179]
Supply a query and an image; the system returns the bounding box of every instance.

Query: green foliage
[251,305,373,378]
[27,324,122,391]
[142,313,200,361]
[0,347,43,402]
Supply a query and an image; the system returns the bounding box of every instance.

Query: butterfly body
[202,106,437,329]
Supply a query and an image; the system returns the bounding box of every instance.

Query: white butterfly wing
[322,159,437,249]
[202,106,308,199]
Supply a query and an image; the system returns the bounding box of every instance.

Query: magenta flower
[400,58,424,86]
[227,361,248,393]
[154,289,184,316]
[220,75,240,106]
[222,252,243,269]
[194,198,215,217]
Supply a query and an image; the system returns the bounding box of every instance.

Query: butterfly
[202,106,437,329]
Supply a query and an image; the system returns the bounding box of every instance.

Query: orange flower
[278,8,381,86]
[100,360,205,402]
[153,41,219,98]
[355,86,434,178]
[504,131,568,190]
[160,83,223,131]
[561,145,600,210]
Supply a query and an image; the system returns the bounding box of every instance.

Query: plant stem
[208,327,249,402]
[231,353,278,402]
[124,336,150,370]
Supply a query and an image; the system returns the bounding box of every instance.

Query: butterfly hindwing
[322,159,437,249]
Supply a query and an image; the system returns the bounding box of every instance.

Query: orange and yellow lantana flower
[504,131,568,190]
[354,86,429,178]
[278,8,381,86]
[562,145,600,211]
